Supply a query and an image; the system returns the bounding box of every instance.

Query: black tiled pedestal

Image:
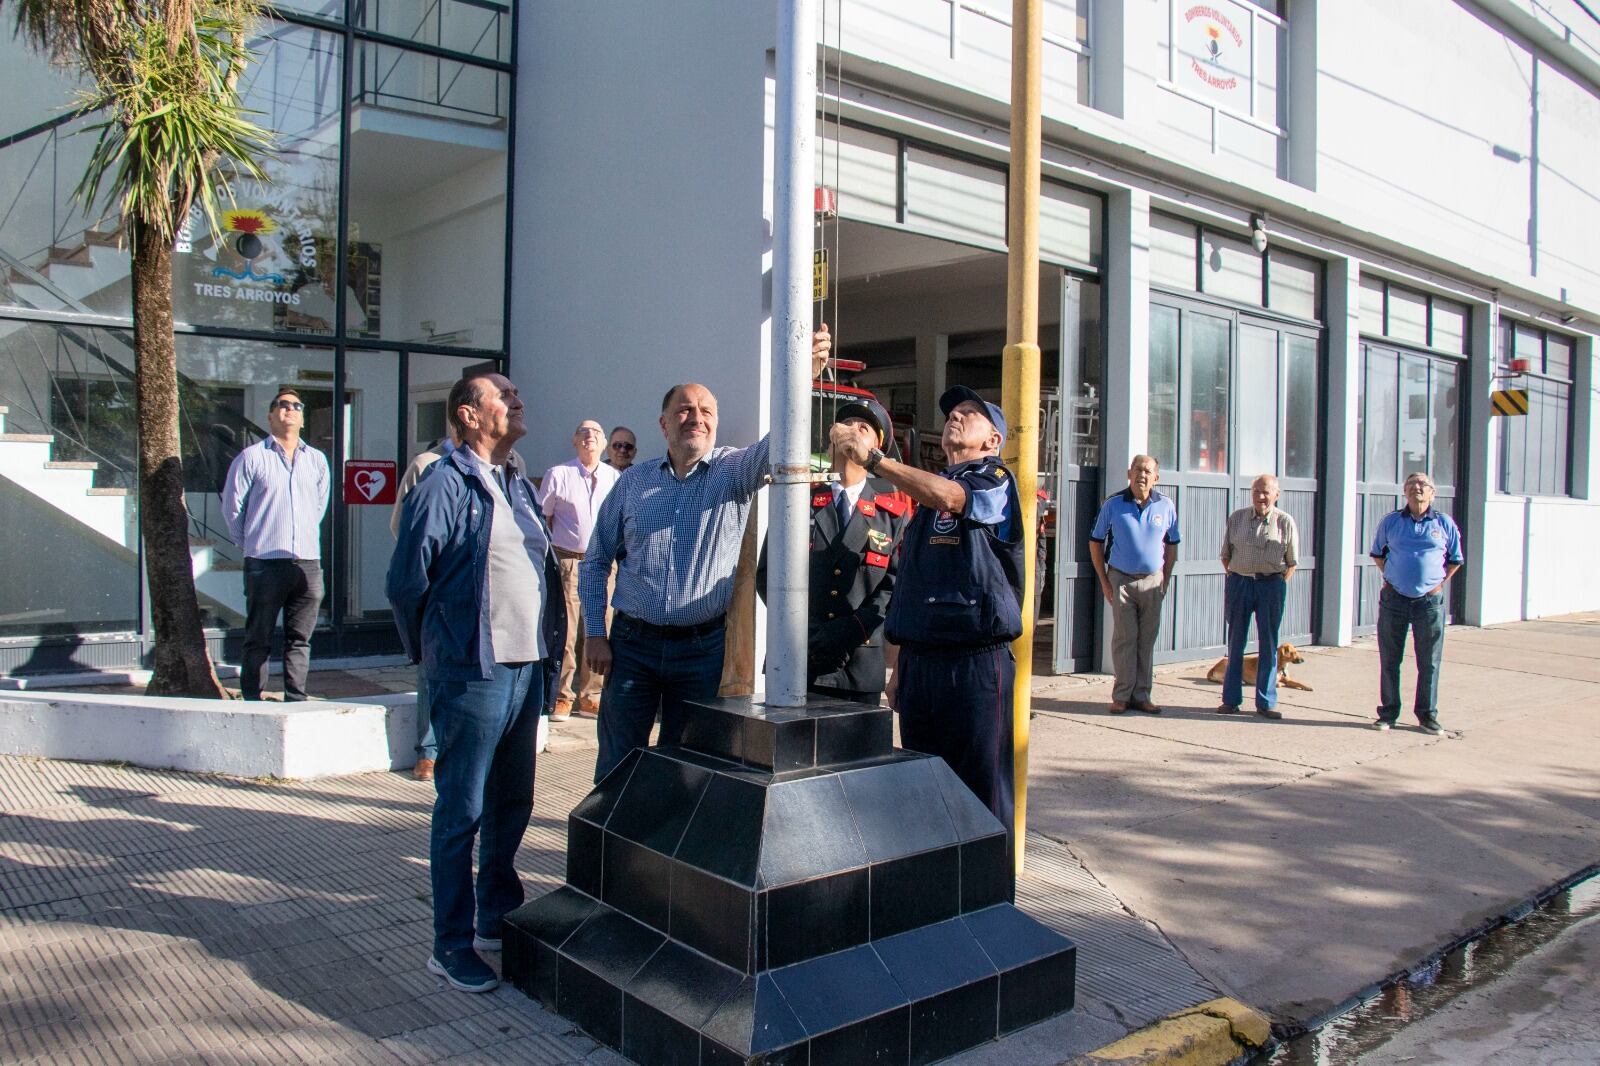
[504,696,1076,1065]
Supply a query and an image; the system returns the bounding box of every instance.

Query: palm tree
[5,0,272,697]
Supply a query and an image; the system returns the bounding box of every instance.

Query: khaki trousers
[556,554,611,702]
[1109,567,1167,703]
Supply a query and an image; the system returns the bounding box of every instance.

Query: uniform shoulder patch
[873,493,907,517]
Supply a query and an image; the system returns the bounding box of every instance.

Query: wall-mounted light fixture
[1250,213,1268,254]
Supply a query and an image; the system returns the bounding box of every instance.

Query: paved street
[2,614,1598,1063]
[1355,912,1600,1065]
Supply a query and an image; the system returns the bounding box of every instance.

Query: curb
[1072,998,1273,1066]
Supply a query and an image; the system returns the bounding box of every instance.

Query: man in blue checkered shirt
[579,328,832,782]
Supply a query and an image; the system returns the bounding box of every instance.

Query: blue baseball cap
[938,385,1007,445]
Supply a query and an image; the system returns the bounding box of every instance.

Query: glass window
[1545,334,1574,379]
[819,123,898,225]
[174,21,344,335]
[1148,304,1180,469]
[1365,346,1399,484]
[0,37,130,319]
[407,352,496,456]
[0,321,140,636]
[1514,322,1543,369]
[176,336,336,629]
[1150,214,1198,291]
[1359,276,1385,336]
[1543,380,1570,495]
[1399,353,1429,476]
[1071,278,1102,467]
[1040,182,1101,268]
[1236,324,1278,474]
[1284,333,1319,479]
[354,0,513,64]
[345,350,400,622]
[1185,312,1231,473]
[1200,230,1263,306]
[1430,361,1459,488]
[1388,286,1428,346]
[1267,249,1319,320]
[1431,298,1469,355]
[347,43,510,349]
[1168,0,1279,127]
[904,149,1006,246]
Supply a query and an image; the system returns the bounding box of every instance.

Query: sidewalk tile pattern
[0,745,1212,1063]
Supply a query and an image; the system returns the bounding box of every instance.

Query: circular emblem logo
[932,511,958,534]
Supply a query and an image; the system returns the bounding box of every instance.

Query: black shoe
[1418,718,1445,736]
[1256,707,1283,720]
[428,949,498,993]
[1217,704,1242,715]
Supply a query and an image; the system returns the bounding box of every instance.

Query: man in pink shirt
[538,420,620,719]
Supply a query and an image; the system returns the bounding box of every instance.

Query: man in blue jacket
[387,371,565,994]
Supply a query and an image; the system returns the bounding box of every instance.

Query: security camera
[1250,214,1268,254]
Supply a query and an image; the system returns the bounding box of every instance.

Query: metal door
[1051,273,1102,673]
[1150,295,1325,662]
[1352,342,1466,632]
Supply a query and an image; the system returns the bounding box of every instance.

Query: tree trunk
[133,218,227,699]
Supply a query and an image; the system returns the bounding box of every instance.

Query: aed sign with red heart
[343,459,397,505]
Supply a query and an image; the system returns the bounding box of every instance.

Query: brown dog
[1206,643,1313,692]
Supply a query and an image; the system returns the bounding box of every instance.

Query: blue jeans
[593,616,725,783]
[1222,573,1287,710]
[416,672,437,762]
[1377,584,1446,724]
[429,660,542,957]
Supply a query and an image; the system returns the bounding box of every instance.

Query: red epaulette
[873,492,909,518]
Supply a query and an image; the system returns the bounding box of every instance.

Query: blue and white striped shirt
[579,438,770,634]
[222,437,330,560]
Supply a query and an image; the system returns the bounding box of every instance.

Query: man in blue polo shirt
[1089,455,1180,713]
[1370,471,1464,734]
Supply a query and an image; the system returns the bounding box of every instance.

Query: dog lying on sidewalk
[1205,643,1313,691]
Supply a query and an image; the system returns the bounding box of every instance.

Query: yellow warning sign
[1490,388,1529,416]
[813,248,828,302]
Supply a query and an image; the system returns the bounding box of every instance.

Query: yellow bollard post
[1003,0,1042,875]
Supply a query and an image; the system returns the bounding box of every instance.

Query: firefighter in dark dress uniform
[757,399,909,704]
[830,385,1024,858]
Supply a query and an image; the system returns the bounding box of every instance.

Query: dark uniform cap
[834,399,890,446]
[938,385,1007,445]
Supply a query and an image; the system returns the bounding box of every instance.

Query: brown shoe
[1130,699,1163,714]
[576,697,601,720]
[412,758,435,781]
[1108,700,1129,714]
[550,699,573,722]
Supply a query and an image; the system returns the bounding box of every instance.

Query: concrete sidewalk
[1,615,1596,1063]
[1024,613,1600,1028]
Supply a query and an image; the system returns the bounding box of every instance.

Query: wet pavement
[1266,872,1600,1063]
[1354,886,1600,1064]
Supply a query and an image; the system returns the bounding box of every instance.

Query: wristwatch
[864,447,885,474]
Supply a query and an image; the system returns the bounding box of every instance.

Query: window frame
[1160,0,1288,149]
[1497,317,1576,498]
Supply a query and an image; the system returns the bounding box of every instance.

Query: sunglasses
[611,442,636,452]
[272,400,305,411]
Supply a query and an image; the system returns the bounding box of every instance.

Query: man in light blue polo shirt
[1369,471,1465,734]
[1089,455,1180,713]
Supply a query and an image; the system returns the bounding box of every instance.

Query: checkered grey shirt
[1219,505,1299,576]
[579,437,769,635]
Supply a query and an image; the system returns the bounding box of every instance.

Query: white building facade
[1,0,1596,675]
[511,0,1600,673]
